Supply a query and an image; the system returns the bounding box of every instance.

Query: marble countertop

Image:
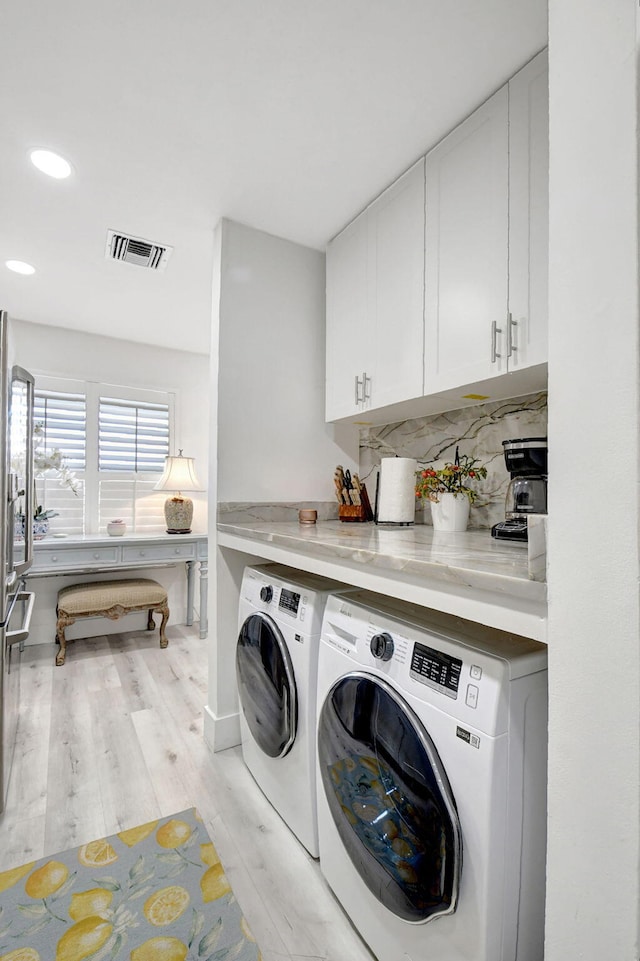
[217,520,547,642]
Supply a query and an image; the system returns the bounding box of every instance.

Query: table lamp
[154,450,202,533]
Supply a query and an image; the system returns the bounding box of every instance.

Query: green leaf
[95,878,122,892]
[108,932,123,960]
[49,872,77,901]
[208,941,244,961]
[129,856,146,881]
[18,916,52,938]
[198,917,222,956]
[155,851,183,864]
[161,862,187,879]
[17,903,48,918]
[188,908,205,948]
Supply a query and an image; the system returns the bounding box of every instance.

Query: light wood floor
[0,624,376,961]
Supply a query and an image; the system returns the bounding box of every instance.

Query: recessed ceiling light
[5,260,36,275]
[29,148,72,179]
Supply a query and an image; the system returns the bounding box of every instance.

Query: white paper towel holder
[374,457,417,527]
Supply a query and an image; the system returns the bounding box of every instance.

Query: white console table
[28,532,208,638]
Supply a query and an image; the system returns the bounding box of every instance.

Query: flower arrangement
[19,423,80,521]
[33,423,80,497]
[415,447,487,504]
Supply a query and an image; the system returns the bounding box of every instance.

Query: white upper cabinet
[325,51,548,425]
[325,212,369,422]
[325,159,425,422]
[424,50,548,393]
[424,87,509,390]
[369,159,426,411]
[507,49,549,371]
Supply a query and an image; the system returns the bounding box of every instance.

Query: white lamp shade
[154,452,202,492]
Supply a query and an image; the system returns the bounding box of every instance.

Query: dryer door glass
[236,613,297,759]
[318,672,462,922]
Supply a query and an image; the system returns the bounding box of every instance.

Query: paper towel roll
[376,457,417,524]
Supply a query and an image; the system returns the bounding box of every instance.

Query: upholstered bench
[55,578,169,666]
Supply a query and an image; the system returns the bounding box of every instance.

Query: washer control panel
[410,641,463,699]
[279,588,300,616]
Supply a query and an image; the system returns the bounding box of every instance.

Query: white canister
[376,457,417,525]
[107,519,127,536]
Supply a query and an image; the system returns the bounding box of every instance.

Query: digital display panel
[410,642,462,698]
[279,588,300,615]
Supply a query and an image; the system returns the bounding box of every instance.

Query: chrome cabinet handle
[363,372,371,403]
[491,321,502,363]
[507,312,517,358]
[354,374,364,405]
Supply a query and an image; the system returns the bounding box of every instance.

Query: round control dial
[259,585,273,603]
[370,632,394,661]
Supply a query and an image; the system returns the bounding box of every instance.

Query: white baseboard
[203,704,241,753]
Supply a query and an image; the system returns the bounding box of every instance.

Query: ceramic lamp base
[164,494,193,534]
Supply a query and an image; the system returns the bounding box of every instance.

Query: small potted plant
[32,505,60,540]
[415,447,487,532]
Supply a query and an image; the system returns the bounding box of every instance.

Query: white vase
[430,493,470,532]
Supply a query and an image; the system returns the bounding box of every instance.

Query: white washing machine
[236,563,351,858]
[316,591,548,961]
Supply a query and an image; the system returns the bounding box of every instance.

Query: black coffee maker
[491,437,547,542]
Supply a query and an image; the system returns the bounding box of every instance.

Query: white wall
[205,219,358,750]
[216,219,357,502]
[546,3,640,959]
[11,319,210,642]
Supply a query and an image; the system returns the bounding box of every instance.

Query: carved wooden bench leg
[55,612,75,666]
[147,608,155,631]
[158,602,169,649]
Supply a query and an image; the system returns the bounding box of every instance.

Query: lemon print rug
[0,808,262,961]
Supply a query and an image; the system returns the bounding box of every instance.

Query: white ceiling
[1,1,547,355]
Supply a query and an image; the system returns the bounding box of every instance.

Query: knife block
[339,504,368,522]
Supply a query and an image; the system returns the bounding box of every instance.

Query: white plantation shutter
[98,477,167,533]
[34,390,86,469]
[99,397,169,472]
[36,478,85,536]
[34,378,174,534]
[33,389,86,535]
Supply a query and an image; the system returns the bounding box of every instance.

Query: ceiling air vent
[106,230,173,271]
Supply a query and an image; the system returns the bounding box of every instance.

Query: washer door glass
[318,672,462,922]
[236,612,297,759]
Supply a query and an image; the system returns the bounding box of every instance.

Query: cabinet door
[370,159,425,410]
[508,50,549,371]
[325,213,370,421]
[425,86,509,392]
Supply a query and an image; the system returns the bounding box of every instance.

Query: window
[34,377,174,535]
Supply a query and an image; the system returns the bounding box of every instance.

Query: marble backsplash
[359,392,547,529]
[218,501,339,523]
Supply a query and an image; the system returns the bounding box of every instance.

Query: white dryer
[236,563,350,858]
[316,591,548,961]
